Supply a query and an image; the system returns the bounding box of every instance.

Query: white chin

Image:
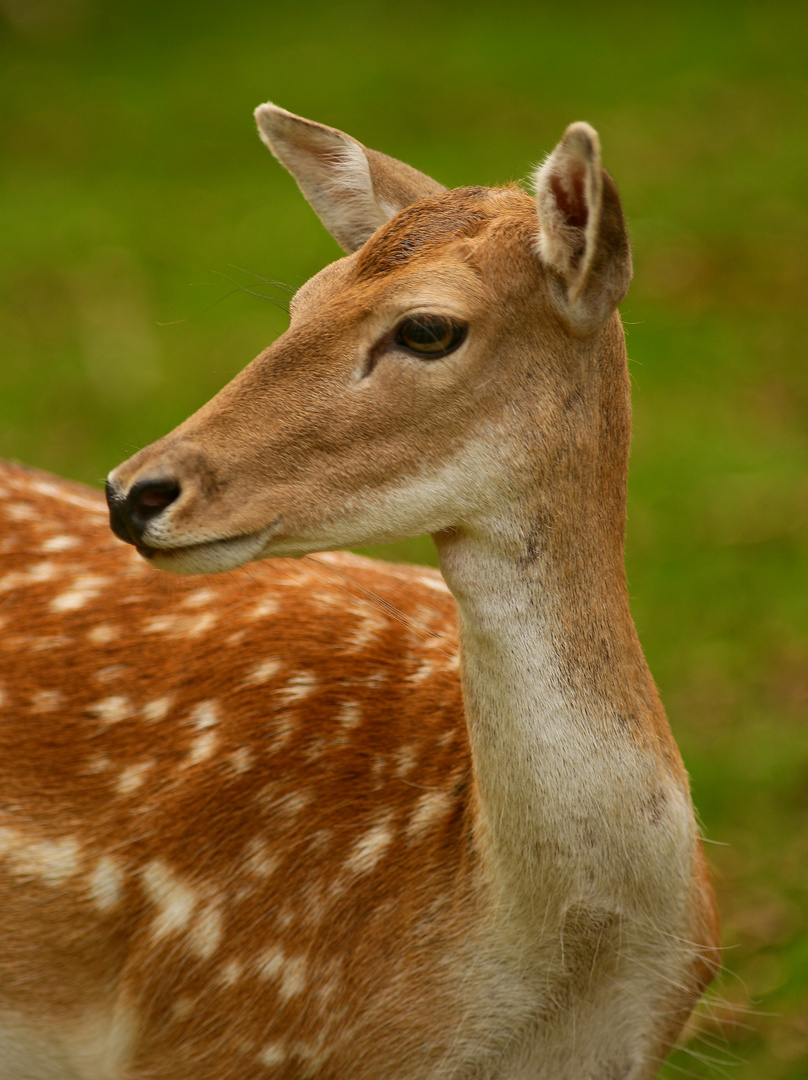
[141,531,271,575]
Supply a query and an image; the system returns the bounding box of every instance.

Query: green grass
[2,1,807,1075]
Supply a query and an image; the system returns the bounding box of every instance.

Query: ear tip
[254,101,285,135]
[254,102,278,146]
[531,121,603,192]
[562,121,601,162]
[254,101,280,118]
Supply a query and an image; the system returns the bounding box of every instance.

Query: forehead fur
[353,185,534,280]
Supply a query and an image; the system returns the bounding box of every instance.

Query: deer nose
[106,477,181,546]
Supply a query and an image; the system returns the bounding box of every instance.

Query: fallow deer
[0,104,719,1079]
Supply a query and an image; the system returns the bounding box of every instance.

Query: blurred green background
[1,0,806,1075]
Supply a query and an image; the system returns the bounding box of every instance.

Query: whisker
[226,265,297,293]
[209,270,291,313]
[155,285,255,325]
[302,553,458,665]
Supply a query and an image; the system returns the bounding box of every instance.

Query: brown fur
[0,464,483,1077]
[0,109,720,1079]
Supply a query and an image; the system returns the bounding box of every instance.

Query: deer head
[106,105,632,577]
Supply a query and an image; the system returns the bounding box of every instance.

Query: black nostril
[127,479,181,526]
[106,477,181,547]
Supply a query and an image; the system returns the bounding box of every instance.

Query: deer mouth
[135,517,284,574]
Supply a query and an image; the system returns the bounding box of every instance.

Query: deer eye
[395,316,467,359]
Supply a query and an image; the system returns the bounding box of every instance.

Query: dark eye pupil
[396,317,466,358]
[405,320,447,346]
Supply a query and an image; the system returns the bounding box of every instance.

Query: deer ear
[255,103,446,253]
[533,123,632,333]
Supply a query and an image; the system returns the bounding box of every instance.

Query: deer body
[0,106,719,1079]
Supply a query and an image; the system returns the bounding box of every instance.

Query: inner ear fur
[255,103,446,253]
[533,122,632,333]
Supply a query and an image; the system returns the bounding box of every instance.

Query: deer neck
[434,441,689,922]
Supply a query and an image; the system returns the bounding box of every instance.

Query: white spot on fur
[84,753,112,774]
[30,689,63,713]
[255,944,285,981]
[286,790,313,817]
[258,1042,286,1067]
[250,597,280,619]
[41,533,80,552]
[394,745,418,778]
[279,954,307,1000]
[415,571,450,594]
[29,633,71,652]
[371,756,386,785]
[228,746,253,773]
[191,903,224,960]
[6,501,36,521]
[278,671,317,704]
[410,604,436,632]
[187,731,218,766]
[254,947,307,1000]
[347,609,388,650]
[256,786,312,826]
[144,612,217,637]
[27,560,61,580]
[0,561,60,593]
[88,695,130,724]
[0,573,18,594]
[0,828,81,885]
[28,476,106,514]
[51,574,109,612]
[186,612,217,636]
[305,735,335,760]
[243,838,278,879]
[267,711,297,750]
[95,664,127,684]
[116,761,153,796]
[337,700,361,729]
[141,860,198,940]
[410,658,436,684]
[219,958,243,986]
[407,790,453,840]
[88,854,125,911]
[345,815,394,875]
[307,828,333,856]
[190,700,220,729]
[275,905,294,932]
[142,695,173,723]
[315,956,345,1004]
[183,588,215,607]
[144,614,181,634]
[245,658,281,685]
[88,623,119,645]
[311,590,339,607]
[40,837,81,882]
